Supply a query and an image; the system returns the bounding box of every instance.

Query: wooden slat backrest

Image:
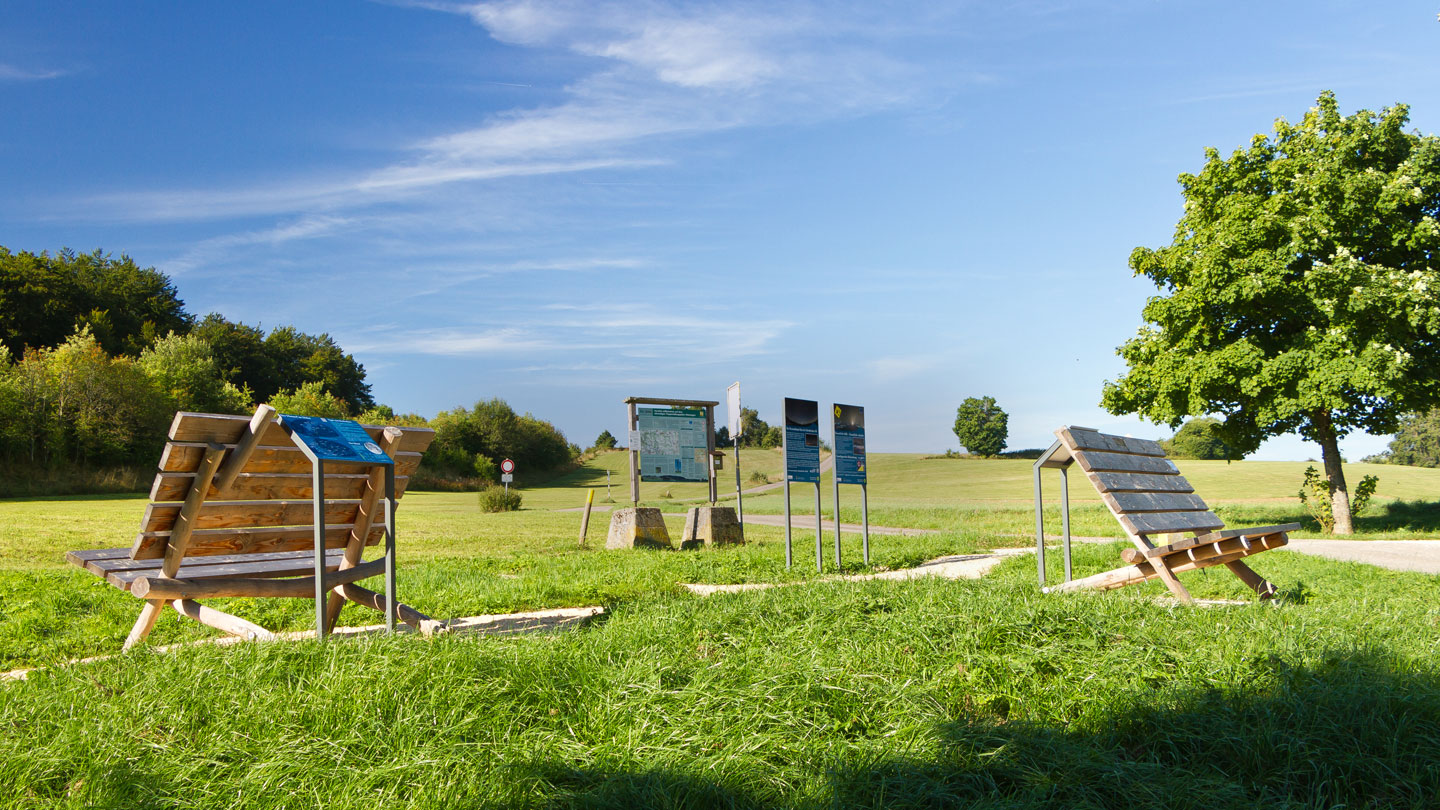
[1054,426,1225,538]
[130,411,436,562]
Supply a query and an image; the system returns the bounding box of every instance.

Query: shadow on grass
[1216,498,1440,537]
[511,651,1440,809]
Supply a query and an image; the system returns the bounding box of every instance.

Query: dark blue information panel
[281,414,394,465]
[783,397,820,483]
[833,403,867,485]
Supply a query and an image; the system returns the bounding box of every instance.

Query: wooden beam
[167,412,434,453]
[1224,559,1278,600]
[1118,510,1226,537]
[334,582,445,635]
[212,404,276,494]
[1071,450,1180,475]
[161,443,423,476]
[130,557,386,600]
[1048,535,1287,594]
[122,600,169,651]
[130,524,384,562]
[1192,523,1302,543]
[173,599,276,641]
[1120,532,1288,565]
[155,442,227,577]
[137,497,365,536]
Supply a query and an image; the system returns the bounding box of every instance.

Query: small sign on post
[832,404,870,566]
[782,397,822,571]
[727,382,744,544]
[501,458,515,492]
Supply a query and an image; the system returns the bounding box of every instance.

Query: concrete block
[680,506,744,550]
[606,507,672,550]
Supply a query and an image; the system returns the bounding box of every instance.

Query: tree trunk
[1314,411,1353,535]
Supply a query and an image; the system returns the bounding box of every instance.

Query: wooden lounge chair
[65,405,440,649]
[1035,426,1298,603]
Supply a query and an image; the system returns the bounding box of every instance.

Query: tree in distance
[1381,409,1440,468]
[593,429,618,450]
[1103,92,1440,534]
[1162,417,1235,460]
[953,396,1008,457]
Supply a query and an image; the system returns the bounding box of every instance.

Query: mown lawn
[4,468,1440,807]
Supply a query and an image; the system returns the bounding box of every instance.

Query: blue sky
[3,1,1437,459]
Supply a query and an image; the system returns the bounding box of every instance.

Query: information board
[783,397,820,483]
[833,404,867,485]
[637,407,709,482]
[280,414,393,465]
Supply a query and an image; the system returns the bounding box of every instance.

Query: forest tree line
[0,247,578,493]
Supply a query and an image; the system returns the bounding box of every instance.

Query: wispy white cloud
[162,215,352,275]
[70,0,953,224]
[0,63,67,81]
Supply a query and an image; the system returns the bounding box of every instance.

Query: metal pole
[832,459,841,569]
[733,434,744,544]
[861,484,870,565]
[313,458,327,640]
[385,463,397,634]
[628,401,640,506]
[705,406,717,505]
[1033,466,1046,588]
[814,481,823,573]
[1060,466,1072,583]
[783,477,792,568]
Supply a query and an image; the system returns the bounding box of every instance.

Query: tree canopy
[1380,409,1440,468]
[0,247,191,357]
[1162,417,1235,460]
[1102,92,1440,532]
[953,396,1008,457]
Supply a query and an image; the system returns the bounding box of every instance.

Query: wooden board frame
[68,405,442,651]
[1035,425,1298,602]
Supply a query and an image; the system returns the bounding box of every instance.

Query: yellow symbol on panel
[834,405,842,418]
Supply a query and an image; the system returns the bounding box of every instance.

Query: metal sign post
[500,458,515,493]
[727,382,744,543]
[832,404,869,565]
[783,397,822,572]
[278,413,397,640]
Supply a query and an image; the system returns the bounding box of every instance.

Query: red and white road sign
[500,458,515,474]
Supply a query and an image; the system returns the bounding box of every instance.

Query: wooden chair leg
[173,599,276,641]
[1149,555,1195,605]
[123,599,168,651]
[1224,560,1277,600]
[323,591,347,633]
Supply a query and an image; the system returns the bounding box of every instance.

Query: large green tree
[1382,409,1440,468]
[953,396,1008,457]
[1102,92,1440,534]
[0,247,190,357]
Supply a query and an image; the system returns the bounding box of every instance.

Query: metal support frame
[1032,438,1074,590]
[291,422,400,641]
[814,482,823,573]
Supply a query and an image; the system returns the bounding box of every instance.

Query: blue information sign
[833,404,866,485]
[783,397,821,483]
[280,414,393,465]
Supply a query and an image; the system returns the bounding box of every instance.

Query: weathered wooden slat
[168,412,435,453]
[1071,450,1179,475]
[1118,510,1226,537]
[160,443,424,476]
[132,558,386,600]
[1102,491,1210,514]
[108,549,350,591]
[129,524,385,561]
[149,471,413,503]
[138,498,364,534]
[1088,472,1196,493]
[1057,427,1166,458]
[1193,523,1301,542]
[212,405,276,493]
[77,546,357,575]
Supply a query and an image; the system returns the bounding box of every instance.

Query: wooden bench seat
[1037,425,1298,603]
[66,404,440,649]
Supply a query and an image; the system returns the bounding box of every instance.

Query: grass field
[4,457,1440,807]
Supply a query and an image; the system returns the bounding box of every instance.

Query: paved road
[1283,539,1440,575]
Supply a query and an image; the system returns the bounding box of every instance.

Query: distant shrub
[479,485,522,513]
[748,471,770,484]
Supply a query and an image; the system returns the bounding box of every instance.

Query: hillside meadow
[3,455,1440,806]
